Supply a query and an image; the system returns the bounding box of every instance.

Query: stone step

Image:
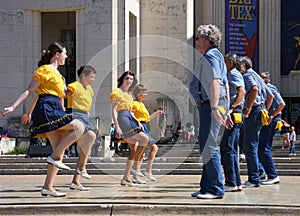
[1,155,300,163]
[1,135,300,176]
[1,161,300,169]
[1,156,300,176]
[1,167,299,176]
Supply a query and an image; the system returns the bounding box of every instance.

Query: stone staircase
[0,135,299,176]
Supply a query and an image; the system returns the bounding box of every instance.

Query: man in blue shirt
[220,53,246,192]
[258,71,285,185]
[190,24,229,199]
[239,56,274,188]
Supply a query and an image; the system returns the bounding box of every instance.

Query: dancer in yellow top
[2,42,85,197]
[110,71,149,186]
[131,84,163,184]
[66,65,97,191]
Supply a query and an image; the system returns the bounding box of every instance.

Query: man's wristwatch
[230,105,235,110]
[211,106,218,111]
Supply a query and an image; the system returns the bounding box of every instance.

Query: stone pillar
[99,136,114,158]
[259,0,281,89]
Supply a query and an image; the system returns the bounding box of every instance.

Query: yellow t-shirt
[110,88,133,111]
[67,81,94,112]
[132,100,150,122]
[32,65,65,98]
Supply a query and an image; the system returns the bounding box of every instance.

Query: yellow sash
[260,109,270,126]
[275,121,283,131]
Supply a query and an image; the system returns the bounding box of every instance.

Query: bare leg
[282,135,285,149]
[133,152,145,179]
[72,130,96,185]
[122,143,136,181]
[134,146,145,163]
[122,132,148,182]
[43,131,64,191]
[146,145,158,173]
[125,132,148,161]
[50,119,85,160]
[43,165,59,191]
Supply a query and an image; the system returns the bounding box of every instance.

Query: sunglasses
[195,35,207,41]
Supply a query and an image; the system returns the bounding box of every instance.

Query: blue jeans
[220,109,242,187]
[239,123,244,154]
[258,116,280,179]
[289,141,296,154]
[243,106,263,185]
[198,101,226,196]
[258,160,265,177]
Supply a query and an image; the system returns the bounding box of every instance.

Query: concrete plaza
[0,174,300,215]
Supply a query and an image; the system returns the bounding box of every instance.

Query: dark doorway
[41,12,76,84]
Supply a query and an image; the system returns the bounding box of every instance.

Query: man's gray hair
[225,53,238,67]
[239,56,253,69]
[260,71,270,83]
[197,24,222,48]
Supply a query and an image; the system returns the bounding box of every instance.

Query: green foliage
[5,146,29,155]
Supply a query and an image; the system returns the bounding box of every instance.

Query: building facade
[0,0,300,139]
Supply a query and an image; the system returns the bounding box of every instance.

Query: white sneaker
[242,181,260,188]
[131,168,144,177]
[261,176,280,185]
[76,168,91,179]
[141,170,156,181]
[131,177,146,184]
[260,173,268,182]
[120,179,138,187]
[237,185,243,191]
[69,183,90,191]
[224,185,238,192]
[197,193,223,199]
[41,188,66,197]
[46,156,70,170]
[191,190,201,197]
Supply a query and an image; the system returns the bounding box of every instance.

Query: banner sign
[225,0,258,70]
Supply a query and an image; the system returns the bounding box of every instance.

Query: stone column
[259,0,281,89]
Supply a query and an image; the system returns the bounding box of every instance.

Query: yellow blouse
[67,81,94,112]
[110,88,133,111]
[132,100,150,122]
[32,65,65,97]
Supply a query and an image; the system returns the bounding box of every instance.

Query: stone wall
[140,0,193,132]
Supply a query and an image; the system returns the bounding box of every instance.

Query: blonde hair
[291,126,295,131]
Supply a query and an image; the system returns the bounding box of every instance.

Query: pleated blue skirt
[30,94,73,137]
[117,110,142,139]
[141,122,156,145]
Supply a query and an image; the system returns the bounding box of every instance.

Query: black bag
[26,138,53,157]
[27,144,53,158]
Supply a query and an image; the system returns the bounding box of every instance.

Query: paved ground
[0,174,300,215]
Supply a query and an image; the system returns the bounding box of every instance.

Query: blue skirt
[118,110,143,139]
[30,94,73,137]
[67,109,95,133]
[141,122,156,145]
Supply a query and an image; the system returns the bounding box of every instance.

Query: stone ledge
[0,203,300,216]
